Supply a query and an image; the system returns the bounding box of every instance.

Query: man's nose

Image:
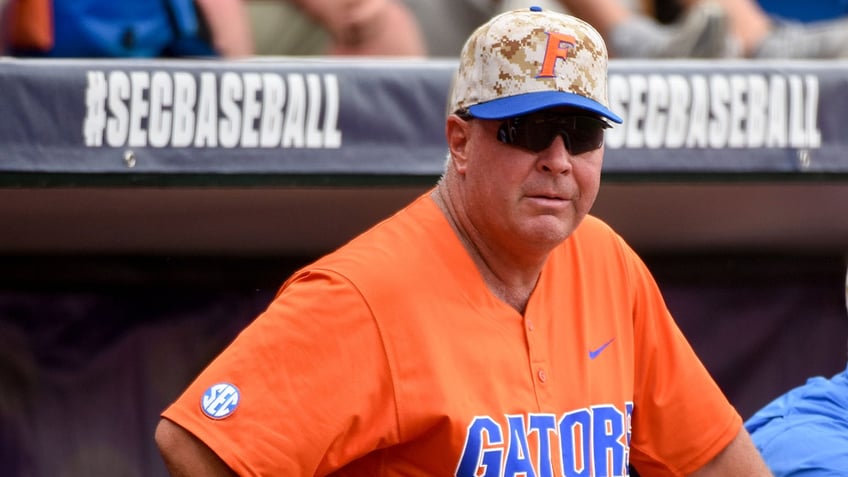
[537,134,573,175]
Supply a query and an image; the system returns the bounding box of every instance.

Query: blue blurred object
[10,0,216,58]
[757,0,848,22]
[745,365,848,476]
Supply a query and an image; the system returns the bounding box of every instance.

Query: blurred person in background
[1,0,425,58]
[743,264,848,476]
[398,0,848,59]
[10,0,840,60]
[1,0,233,57]
[571,0,848,58]
[241,0,426,56]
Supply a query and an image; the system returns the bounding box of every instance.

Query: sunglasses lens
[564,118,607,154]
[497,114,607,154]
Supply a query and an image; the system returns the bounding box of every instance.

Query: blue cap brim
[467,91,623,124]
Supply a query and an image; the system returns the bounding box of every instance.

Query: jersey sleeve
[160,268,398,475]
[624,246,742,476]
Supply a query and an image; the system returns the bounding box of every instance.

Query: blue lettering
[456,416,504,477]
[528,414,557,477]
[625,402,634,473]
[505,415,537,477]
[456,406,633,477]
[559,409,591,477]
[592,405,625,476]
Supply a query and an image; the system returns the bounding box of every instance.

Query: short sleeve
[626,251,742,476]
[161,268,398,475]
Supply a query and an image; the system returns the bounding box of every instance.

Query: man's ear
[446,115,471,172]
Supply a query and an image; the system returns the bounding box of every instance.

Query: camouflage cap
[448,6,622,123]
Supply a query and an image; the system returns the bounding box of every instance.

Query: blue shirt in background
[757,0,848,23]
[745,364,848,476]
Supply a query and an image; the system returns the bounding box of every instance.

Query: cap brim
[467,91,623,124]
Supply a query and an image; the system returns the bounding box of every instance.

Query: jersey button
[537,369,547,383]
[527,321,535,332]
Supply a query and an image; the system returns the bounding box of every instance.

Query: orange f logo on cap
[538,32,576,77]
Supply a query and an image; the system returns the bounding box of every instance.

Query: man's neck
[431,184,546,314]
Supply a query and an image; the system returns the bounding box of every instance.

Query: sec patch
[201,383,240,419]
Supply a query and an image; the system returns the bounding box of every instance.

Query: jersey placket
[523,309,553,409]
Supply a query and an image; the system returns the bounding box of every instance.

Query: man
[155,7,771,475]
[2,0,424,58]
[744,267,848,476]
[220,0,426,57]
[2,0,222,57]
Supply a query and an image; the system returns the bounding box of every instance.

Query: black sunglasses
[457,110,610,155]
[496,112,610,154]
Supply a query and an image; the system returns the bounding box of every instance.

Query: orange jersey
[162,191,741,476]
